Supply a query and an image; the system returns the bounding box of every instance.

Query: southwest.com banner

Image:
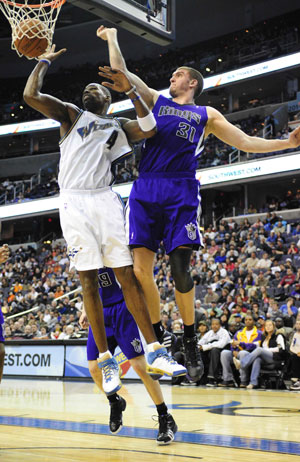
[197,151,300,185]
[65,345,141,380]
[0,152,299,220]
[3,345,64,376]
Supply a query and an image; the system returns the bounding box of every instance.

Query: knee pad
[169,247,194,293]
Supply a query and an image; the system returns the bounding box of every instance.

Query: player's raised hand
[96,25,117,41]
[38,44,67,63]
[79,310,89,329]
[288,126,300,149]
[0,244,9,264]
[98,66,132,93]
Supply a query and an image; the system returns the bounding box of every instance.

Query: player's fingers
[98,72,115,81]
[98,65,113,73]
[96,25,105,35]
[101,81,114,89]
[56,48,67,56]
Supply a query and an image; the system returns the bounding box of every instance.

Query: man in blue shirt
[280,297,298,326]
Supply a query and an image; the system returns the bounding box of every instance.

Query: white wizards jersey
[58,110,132,190]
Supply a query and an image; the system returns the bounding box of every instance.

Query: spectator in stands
[289,318,300,390]
[228,304,246,324]
[291,283,300,300]
[257,252,272,269]
[204,287,219,304]
[270,270,282,288]
[287,242,299,255]
[248,204,257,214]
[244,252,259,270]
[197,321,209,341]
[219,315,262,387]
[274,317,294,341]
[245,240,256,256]
[233,319,285,389]
[255,271,269,288]
[279,297,298,326]
[23,324,34,339]
[278,268,296,292]
[272,221,287,234]
[252,302,266,321]
[198,318,231,386]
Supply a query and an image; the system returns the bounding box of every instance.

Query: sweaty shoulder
[66,103,81,124]
[59,103,82,140]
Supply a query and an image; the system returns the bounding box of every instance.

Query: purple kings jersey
[139,95,208,173]
[98,267,124,307]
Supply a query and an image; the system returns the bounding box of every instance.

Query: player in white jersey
[23,45,186,395]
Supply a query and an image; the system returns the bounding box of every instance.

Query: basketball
[14,18,48,58]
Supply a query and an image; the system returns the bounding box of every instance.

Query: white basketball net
[0,0,65,59]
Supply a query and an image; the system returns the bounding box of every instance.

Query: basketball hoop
[0,0,66,59]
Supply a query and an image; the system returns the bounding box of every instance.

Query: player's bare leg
[133,247,174,347]
[79,270,108,353]
[175,286,195,325]
[0,343,5,383]
[113,265,157,344]
[169,246,204,382]
[130,356,164,403]
[79,270,121,395]
[133,247,161,323]
[113,265,187,378]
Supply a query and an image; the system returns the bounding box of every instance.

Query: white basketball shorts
[59,188,133,271]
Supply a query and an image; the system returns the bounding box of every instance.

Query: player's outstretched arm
[98,66,157,142]
[23,45,80,133]
[206,107,300,153]
[97,25,159,110]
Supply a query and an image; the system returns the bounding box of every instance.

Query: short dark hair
[178,66,204,98]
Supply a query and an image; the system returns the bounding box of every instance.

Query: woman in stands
[289,318,300,391]
[233,319,286,389]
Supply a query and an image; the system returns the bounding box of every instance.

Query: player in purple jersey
[79,267,177,444]
[97,26,300,382]
[0,245,10,383]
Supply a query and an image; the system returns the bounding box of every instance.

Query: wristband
[39,59,51,66]
[125,85,136,96]
[137,112,156,132]
[131,95,141,102]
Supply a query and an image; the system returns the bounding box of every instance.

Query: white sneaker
[246,384,257,389]
[146,346,187,377]
[98,353,122,396]
[233,357,241,370]
[290,380,300,391]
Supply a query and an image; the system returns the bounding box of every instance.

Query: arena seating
[2,212,300,388]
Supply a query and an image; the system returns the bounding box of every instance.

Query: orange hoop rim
[0,0,66,8]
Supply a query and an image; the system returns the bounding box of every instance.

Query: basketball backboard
[68,0,175,45]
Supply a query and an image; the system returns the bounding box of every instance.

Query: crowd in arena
[1,209,300,389]
[0,175,59,204]
[0,9,299,126]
